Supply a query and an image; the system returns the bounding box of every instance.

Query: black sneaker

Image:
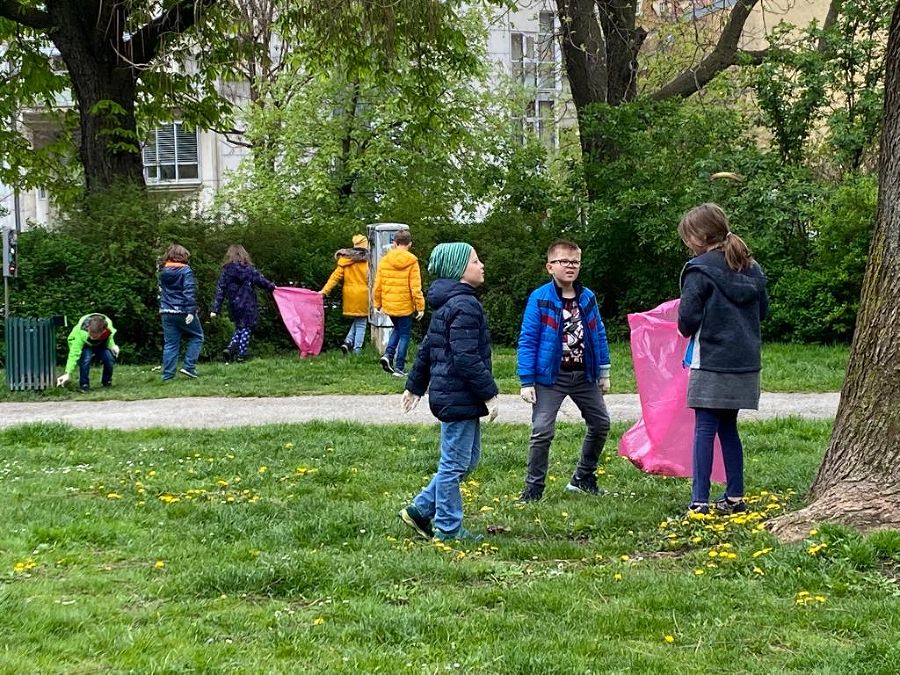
[380,355,394,374]
[714,495,747,514]
[566,472,599,495]
[688,502,710,515]
[392,369,407,378]
[222,347,234,363]
[517,485,544,503]
[179,367,199,379]
[339,342,350,355]
[399,506,433,540]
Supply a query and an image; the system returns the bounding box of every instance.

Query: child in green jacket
[57,313,120,392]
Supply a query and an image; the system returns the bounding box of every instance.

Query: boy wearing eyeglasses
[516,239,611,503]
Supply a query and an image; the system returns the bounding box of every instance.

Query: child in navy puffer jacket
[210,245,276,362]
[397,242,499,543]
[158,243,204,380]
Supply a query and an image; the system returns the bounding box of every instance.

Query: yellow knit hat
[352,234,368,249]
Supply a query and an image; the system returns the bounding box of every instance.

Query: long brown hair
[223,244,252,266]
[678,203,752,272]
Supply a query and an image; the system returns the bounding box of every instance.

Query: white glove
[209,312,217,319]
[485,396,500,422]
[56,373,70,387]
[598,378,610,394]
[185,313,194,325]
[111,345,120,358]
[416,311,424,320]
[401,390,421,413]
[520,386,536,404]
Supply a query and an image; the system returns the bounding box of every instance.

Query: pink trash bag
[273,287,324,358]
[618,298,725,481]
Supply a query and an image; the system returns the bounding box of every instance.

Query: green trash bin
[5,316,65,391]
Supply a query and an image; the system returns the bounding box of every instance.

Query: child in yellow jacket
[373,229,425,376]
[320,234,370,354]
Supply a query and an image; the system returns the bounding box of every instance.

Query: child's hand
[485,396,500,422]
[598,378,610,394]
[209,312,217,320]
[111,345,120,358]
[416,311,424,320]
[56,373,70,387]
[520,386,536,404]
[401,390,420,413]
[185,313,194,325]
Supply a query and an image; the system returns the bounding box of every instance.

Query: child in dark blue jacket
[517,239,612,503]
[678,203,768,515]
[158,244,204,380]
[398,243,499,542]
[210,245,276,362]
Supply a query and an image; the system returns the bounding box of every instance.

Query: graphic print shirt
[560,297,585,371]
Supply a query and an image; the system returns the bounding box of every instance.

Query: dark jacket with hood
[212,262,276,328]
[678,250,769,373]
[159,262,198,314]
[406,278,498,422]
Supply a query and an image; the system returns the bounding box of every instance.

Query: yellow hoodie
[373,247,425,316]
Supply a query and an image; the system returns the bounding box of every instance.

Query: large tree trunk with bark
[49,2,144,190]
[769,1,900,542]
[0,0,217,192]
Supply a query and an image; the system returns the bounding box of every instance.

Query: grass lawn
[0,343,848,401]
[2,419,898,672]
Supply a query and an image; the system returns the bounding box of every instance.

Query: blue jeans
[344,317,367,353]
[161,313,204,380]
[412,419,481,535]
[384,314,413,370]
[691,408,744,503]
[79,345,115,389]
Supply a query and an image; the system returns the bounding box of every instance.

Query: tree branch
[126,0,219,70]
[0,0,51,29]
[737,48,769,65]
[651,0,761,101]
[817,0,844,53]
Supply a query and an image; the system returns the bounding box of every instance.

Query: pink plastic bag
[273,287,324,358]
[618,298,725,481]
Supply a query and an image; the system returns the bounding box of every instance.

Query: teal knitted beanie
[427,242,473,279]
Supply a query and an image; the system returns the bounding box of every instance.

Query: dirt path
[0,392,839,430]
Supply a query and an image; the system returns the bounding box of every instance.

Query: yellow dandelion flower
[312,617,325,626]
[106,492,122,500]
[664,635,675,643]
[154,560,165,569]
[753,566,764,575]
[620,555,630,562]
[283,442,294,449]
[752,547,772,558]
[561,512,569,518]
[613,573,623,581]
[258,466,268,474]
[815,595,826,603]
[694,568,705,576]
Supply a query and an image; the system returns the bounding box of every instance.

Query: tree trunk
[47,2,144,191]
[769,0,900,542]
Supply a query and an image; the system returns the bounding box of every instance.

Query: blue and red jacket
[517,281,611,387]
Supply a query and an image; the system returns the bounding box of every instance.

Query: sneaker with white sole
[380,355,395,374]
[566,472,599,495]
[399,505,433,540]
[179,367,198,379]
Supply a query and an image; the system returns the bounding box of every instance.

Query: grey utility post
[366,223,410,355]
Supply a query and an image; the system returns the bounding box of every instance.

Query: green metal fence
[5,316,63,391]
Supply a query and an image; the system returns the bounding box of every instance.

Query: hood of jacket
[681,251,766,306]
[379,248,418,271]
[334,247,368,264]
[427,278,476,310]
[221,261,257,281]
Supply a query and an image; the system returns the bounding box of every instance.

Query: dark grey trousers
[525,371,611,490]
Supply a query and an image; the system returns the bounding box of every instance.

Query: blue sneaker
[434,527,483,543]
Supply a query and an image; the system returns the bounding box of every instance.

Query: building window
[143,123,199,184]
[511,11,558,147]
